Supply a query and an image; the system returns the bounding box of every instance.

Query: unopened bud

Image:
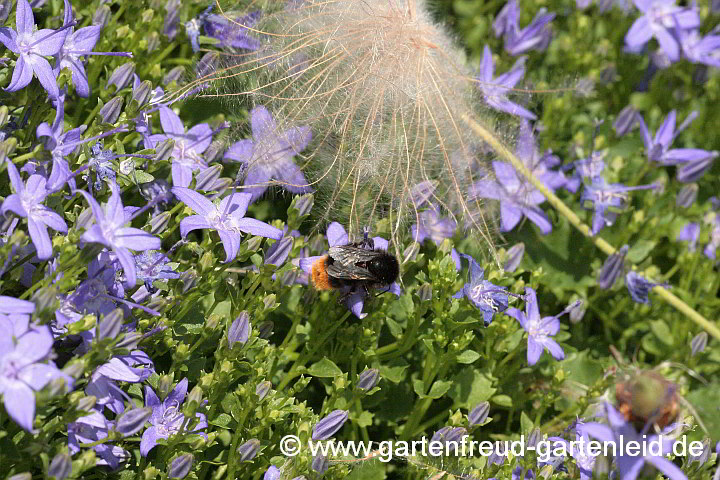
[107,63,135,91]
[168,454,193,479]
[99,97,124,123]
[97,308,123,340]
[48,452,72,480]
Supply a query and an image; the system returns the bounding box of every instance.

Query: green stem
[462,115,720,341]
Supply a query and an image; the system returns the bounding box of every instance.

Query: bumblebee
[311,241,399,292]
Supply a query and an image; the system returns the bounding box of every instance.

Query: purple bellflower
[172,186,283,262]
[0,320,71,431]
[295,223,401,319]
[0,0,70,98]
[77,185,162,287]
[453,254,509,326]
[477,45,535,120]
[505,287,575,366]
[148,106,219,188]
[203,11,261,51]
[624,0,700,62]
[704,213,720,261]
[68,410,130,469]
[140,378,208,457]
[469,161,552,234]
[493,0,519,39]
[55,0,132,98]
[1,160,68,259]
[677,222,700,252]
[676,26,720,68]
[583,402,686,480]
[625,271,667,304]
[498,3,556,56]
[581,177,659,235]
[637,110,717,175]
[224,105,312,202]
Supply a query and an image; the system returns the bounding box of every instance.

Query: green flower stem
[462,115,720,341]
[276,311,352,391]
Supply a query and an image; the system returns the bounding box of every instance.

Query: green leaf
[355,411,374,428]
[413,379,425,397]
[456,350,481,364]
[687,383,720,440]
[627,240,657,263]
[307,357,344,377]
[133,171,155,184]
[209,413,233,428]
[448,368,496,408]
[492,395,512,408]
[649,320,673,346]
[379,363,408,383]
[426,380,452,399]
[520,411,534,436]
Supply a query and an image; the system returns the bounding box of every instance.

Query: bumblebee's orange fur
[311,256,333,290]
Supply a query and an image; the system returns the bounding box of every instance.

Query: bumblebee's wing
[326,245,379,281]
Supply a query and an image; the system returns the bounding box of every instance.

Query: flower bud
[99,97,124,124]
[0,105,8,128]
[417,283,432,302]
[147,31,161,52]
[403,242,420,264]
[265,237,293,266]
[690,438,710,466]
[444,427,467,453]
[132,80,153,107]
[597,245,628,289]
[263,294,277,310]
[195,164,223,191]
[676,184,698,208]
[356,368,380,391]
[294,193,314,217]
[115,407,152,436]
[677,153,718,184]
[312,410,349,440]
[157,375,173,400]
[154,138,175,163]
[246,236,263,252]
[75,395,96,412]
[116,331,141,350]
[527,428,541,449]
[255,381,271,400]
[569,300,586,324]
[311,454,329,474]
[92,5,111,26]
[31,285,58,313]
[150,211,171,234]
[97,308,124,340]
[48,452,72,480]
[107,63,135,91]
[168,454,193,479]
[228,312,251,348]
[264,466,281,480]
[257,321,274,340]
[691,332,707,356]
[613,105,637,137]
[430,426,452,443]
[503,243,525,272]
[163,66,186,85]
[237,438,261,462]
[180,270,198,293]
[188,386,204,406]
[8,474,31,480]
[468,401,490,426]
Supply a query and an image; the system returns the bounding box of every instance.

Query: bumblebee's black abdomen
[367,254,399,285]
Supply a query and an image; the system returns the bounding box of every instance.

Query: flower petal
[171,187,215,216]
[3,381,36,432]
[27,217,53,260]
[5,55,33,92]
[233,218,283,240]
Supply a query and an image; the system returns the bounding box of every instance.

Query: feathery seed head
[164,0,526,257]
